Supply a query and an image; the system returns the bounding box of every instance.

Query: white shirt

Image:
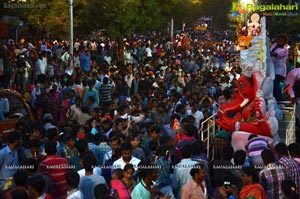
[74,56,80,68]
[67,189,83,199]
[35,58,47,75]
[186,110,204,129]
[104,55,112,65]
[145,47,152,57]
[112,156,141,171]
[77,167,102,178]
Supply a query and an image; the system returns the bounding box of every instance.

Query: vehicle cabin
[0,89,33,141]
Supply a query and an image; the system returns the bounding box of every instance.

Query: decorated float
[216,14,295,150]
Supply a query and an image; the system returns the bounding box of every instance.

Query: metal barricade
[200,112,218,159]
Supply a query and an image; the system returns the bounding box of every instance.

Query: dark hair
[27,175,45,194]
[45,141,57,155]
[109,136,121,145]
[275,143,289,156]
[11,188,28,199]
[88,78,95,86]
[184,124,197,137]
[81,151,96,172]
[242,166,259,183]
[149,140,158,151]
[185,115,195,123]
[222,146,234,161]
[86,133,95,143]
[190,163,205,177]
[137,162,158,179]
[159,135,172,145]
[112,169,123,179]
[127,132,140,142]
[13,170,28,186]
[175,103,185,113]
[233,150,246,165]
[76,139,88,154]
[190,100,199,107]
[150,124,161,133]
[124,164,134,172]
[121,142,133,152]
[117,133,127,142]
[8,132,21,144]
[261,149,276,164]
[248,134,258,141]
[157,144,170,157]
[46,127,58,141]
[66,171,80,188]
[64,135,76,142]
[182,145,193,158]
[281,179,299,199]
[32,121,45,137]
[288,143,300,156]
[29,139,41,148]
[103,77,109,84]
[95,133,106,144]
[94,184,109,199]
[191,140,204,155]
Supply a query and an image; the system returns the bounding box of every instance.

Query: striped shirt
[39,155,70,199]
[277,157,300,194]
[245,137,269,156]
[99,83,113,103]
[259,163,287,199]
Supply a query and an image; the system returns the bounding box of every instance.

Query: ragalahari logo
[247,3,299,12]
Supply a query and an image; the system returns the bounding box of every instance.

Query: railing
[200,112,218,160]
[277,101,296,145]
[201,101,296,160]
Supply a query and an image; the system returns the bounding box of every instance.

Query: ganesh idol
[216,62,280,150]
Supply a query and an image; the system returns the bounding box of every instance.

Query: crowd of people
[0,29,300,199]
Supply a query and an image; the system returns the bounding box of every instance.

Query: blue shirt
[0,146,20,187]
[80,52,91,72]
[79,174,107,199]
[83,88,99,106]
[155,157,172,189]
[88,142,104,166]
[131,180,151,199]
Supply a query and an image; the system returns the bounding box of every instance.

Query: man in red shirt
[39,141,70,199]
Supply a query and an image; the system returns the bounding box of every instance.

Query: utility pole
[170,18,174,39]
[69,0,73,70]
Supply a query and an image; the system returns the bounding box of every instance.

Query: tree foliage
[1,0,299,40]
[200,0,232,28]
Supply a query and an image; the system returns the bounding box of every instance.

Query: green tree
[200,0,232,28]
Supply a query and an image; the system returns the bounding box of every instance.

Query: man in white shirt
[66,171,82,199]
[35,52,47,82]
[79,152,107,199]
[145,44,152,62]
[185,100,204,130]
[112,142,141,172]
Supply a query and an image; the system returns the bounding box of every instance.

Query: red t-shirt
[38,155,69,199]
